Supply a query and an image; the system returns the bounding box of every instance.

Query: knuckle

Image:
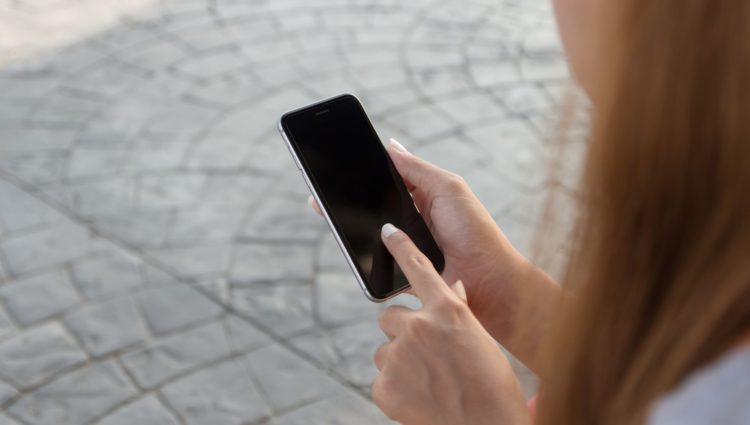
[436,296,465,316]
[377,309,390,330]
[382,305,402,316]
[379,306,402,330]
[442,173,468,193]
[433,297,470,333]
[405,313,429,335]
[373,343,388,365]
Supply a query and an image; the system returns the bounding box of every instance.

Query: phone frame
[277,94,412,302]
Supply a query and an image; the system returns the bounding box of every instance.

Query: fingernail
[389,138,409,153]
[307,195,315,208]
[381,223,399,238]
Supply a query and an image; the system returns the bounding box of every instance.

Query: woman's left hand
[373,223,531,425]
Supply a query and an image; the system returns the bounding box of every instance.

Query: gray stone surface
[161,358,271,425]
[96,395,180,425]
[136,284,223,335]
[0,0,582,422]
[0,270,81,326]
[291,323,387,389]
[8,361,136,425]
[0,323,86,389]
[240,194,324,243]
[243,344,339,412]
[0,414,18,425]
[146,244,233,279]
[271,391,392,425]
[0,306,16,342]
[223,315,271,353]
[0,381,18,407]
[70,254,143,298]
[64,295,147,357]
[0,181,58,236]
[120,321,231,389]
[315,273,381,327]
[230,243,316,284]
[232,284,315,337]
[1,222,104,275]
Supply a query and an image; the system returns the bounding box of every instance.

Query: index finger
[380,223,452,304]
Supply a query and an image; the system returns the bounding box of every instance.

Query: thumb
[451,280,468,303]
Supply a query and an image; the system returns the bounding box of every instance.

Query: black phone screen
[280,94,444,300]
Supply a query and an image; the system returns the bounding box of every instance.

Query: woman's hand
[309,138,560,372]
[309,139,521,321]
[372,223,530,425]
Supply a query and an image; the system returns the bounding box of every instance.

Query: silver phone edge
[276,117,410,304]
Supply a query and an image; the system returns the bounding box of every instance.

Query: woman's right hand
[308,139,558,370]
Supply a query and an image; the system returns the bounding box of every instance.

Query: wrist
[467,237,528,323]
[467,240,559,373]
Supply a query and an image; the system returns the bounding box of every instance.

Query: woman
[310,0,750,423]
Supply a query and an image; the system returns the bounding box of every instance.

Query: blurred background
[0,0,584,423]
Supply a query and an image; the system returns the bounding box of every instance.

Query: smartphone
[278,94,445,302]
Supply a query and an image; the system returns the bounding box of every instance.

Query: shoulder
[646,346,750,425]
